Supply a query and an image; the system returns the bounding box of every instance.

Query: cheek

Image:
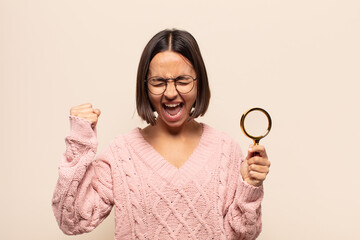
[148,94,161,110]
[183,93,197,110]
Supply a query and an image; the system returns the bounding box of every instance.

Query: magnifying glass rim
[240,107,272,141]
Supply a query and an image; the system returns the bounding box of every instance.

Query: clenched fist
[70,103,101,128]
[240,145,270,187]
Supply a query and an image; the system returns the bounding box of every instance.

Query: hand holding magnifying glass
[240,107,272,187]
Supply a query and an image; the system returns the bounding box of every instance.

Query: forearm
[223,141,264,240]
[52,116,113,234]
[52,144,97,234]
[224,179,263,240]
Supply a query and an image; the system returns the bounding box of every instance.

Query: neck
[142,119,202,140]
[158,118,200,136]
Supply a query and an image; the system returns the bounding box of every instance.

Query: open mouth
[163,103,184,118]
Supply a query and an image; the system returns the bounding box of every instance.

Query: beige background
[1,0,359,239]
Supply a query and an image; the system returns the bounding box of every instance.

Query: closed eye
[176,81,191,86]
[149,78,166,86]
[175,75,192,85]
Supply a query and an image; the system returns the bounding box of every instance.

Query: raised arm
[223,142,269,239]
[52,104,114,235]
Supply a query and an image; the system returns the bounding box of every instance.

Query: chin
[157,108,191,129]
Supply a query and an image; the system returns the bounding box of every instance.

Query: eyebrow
[148,75,190,79]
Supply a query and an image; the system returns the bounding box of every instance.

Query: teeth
[164,104,183,117]
[164,103,180,108]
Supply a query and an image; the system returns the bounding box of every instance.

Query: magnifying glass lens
[243,110,269,137]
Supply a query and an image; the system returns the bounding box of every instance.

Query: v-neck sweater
[52,116,264,240]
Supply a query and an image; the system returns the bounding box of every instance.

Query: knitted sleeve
[223,140,264,240]
[52,115,114,235]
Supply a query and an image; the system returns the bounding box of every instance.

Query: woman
[52,29,270,240]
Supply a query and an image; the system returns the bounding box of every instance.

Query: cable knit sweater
[52,115,264,240]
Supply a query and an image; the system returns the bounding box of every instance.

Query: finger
[71,103,93,110]
[249,170,268,182]
[94,108,101,117]
[248,179,262,187]
[247,156,271,167]
[249,164,270,174]
[76,108,95,114]
[70,103,93,115]
[247,145,268,160]
[89,115,98,124]
[77,113,98,123]
[70,108,94,116]
[249,145,267,157]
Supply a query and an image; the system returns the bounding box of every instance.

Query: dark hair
[136,29,211,125]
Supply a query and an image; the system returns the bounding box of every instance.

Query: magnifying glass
[240,107,272,145]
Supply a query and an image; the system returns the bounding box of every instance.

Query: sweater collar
[124,123,219,187]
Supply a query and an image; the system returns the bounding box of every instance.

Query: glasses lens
[148,77,166,95]
[175,75,194,94]
[147,75,195,95]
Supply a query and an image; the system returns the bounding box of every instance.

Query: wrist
[69,115,98,145]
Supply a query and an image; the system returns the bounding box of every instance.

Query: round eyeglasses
[146,75,197,95]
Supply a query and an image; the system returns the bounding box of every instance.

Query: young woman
[52,29,270,240]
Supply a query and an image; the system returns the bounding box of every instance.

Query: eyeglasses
[146,75,197,95]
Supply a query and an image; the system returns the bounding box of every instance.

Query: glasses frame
[145,75,197,95]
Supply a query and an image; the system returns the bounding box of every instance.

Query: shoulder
[107,128,142,151]
[94,128,142,166]
[202,124,244,180]
[202,123,240,153]
[201,123,244,167]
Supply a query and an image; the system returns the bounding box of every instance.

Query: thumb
[245,144,254,160]
[94,108,101,117]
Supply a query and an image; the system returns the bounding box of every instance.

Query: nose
[164,80,178,99]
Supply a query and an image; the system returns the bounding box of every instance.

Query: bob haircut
[136,29,211,125]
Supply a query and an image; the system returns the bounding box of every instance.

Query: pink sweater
[52,116,264,240]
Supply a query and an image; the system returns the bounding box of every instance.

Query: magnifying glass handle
[252,139,261,156]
